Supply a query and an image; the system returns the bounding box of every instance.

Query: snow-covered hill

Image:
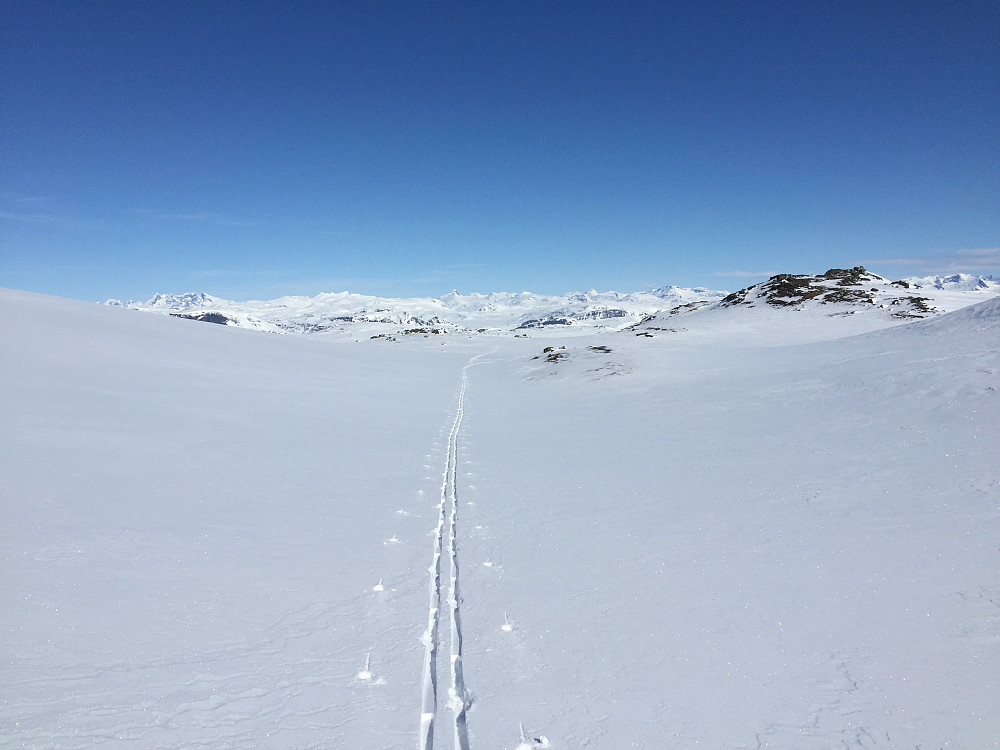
[628,267,1000,344]
[3,286,998,748]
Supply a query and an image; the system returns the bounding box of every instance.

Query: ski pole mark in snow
[517,722,551,749]
[357,653,373,681]
[419,355,488,750]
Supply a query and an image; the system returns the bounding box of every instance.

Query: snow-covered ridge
[901,272,998,291]
[103,286,728,335]
[103,270,1000,337]
[105,292,220,310]
[626,268,1000,343]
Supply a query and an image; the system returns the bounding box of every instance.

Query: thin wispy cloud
[131,208,255,228]
[713,269,779,278]
[0,192,54,207]
[0,210,68,224]
[0,193,70,224]
[410,263,488,285]
[191,268,259,280]
[864,248,1000,275]
[957,247,1000,261]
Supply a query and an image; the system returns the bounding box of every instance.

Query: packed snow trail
[420,357,484,750]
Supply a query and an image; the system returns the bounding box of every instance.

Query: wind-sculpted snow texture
[3,287,1000,748]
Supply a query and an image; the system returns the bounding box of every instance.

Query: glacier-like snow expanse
[2,288,998,749]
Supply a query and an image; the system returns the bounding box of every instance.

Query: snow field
[2,289,998,748]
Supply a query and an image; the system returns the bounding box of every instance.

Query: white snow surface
[3,287,999,749]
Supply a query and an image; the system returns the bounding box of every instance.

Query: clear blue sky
[2,1,998,301]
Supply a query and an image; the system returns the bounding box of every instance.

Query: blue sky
[2,1,998,301]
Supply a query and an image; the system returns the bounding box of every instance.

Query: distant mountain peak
[145,292,216,309]
[901,273,998,292]
[105,292,216,310]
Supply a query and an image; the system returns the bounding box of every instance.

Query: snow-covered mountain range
[104,269,1000,337]
[105,286,726,335]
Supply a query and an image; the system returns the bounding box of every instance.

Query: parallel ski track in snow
[420,356,484,750]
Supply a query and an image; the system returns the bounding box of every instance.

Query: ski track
[420,356,483,750]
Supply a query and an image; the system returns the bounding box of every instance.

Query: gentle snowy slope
[3,288,998,749]
[2,290,475,747]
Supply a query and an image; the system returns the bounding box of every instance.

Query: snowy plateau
[2,268,1000,749]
